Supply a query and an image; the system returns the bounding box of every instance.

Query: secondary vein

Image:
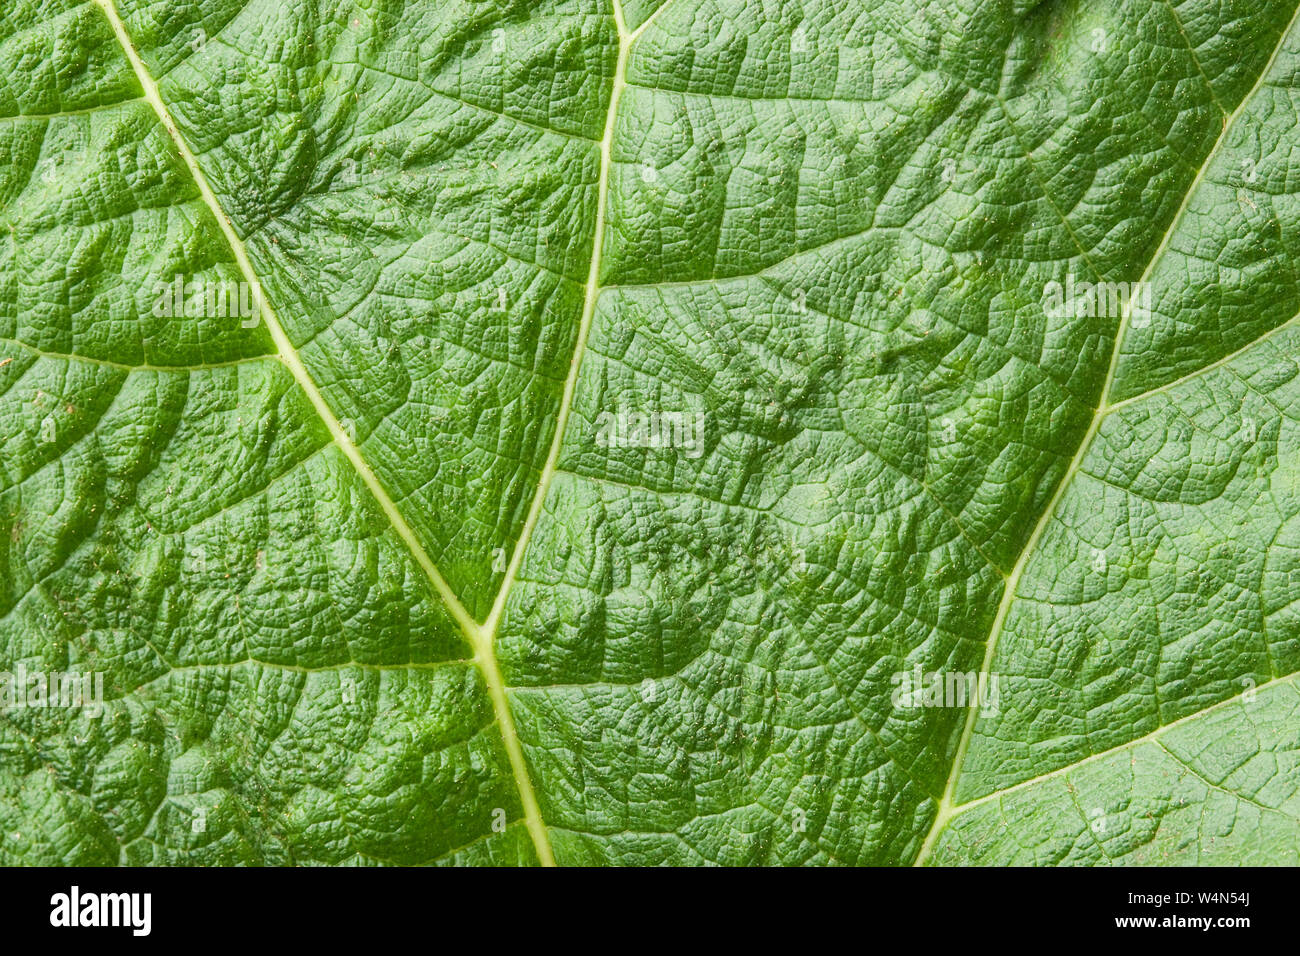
[92,0,555,864]
[913,0,1300,865]
[472,0,677,864]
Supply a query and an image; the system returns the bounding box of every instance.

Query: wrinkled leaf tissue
[1,0,1299,866]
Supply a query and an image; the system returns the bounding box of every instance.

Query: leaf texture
[1,0,1299,866]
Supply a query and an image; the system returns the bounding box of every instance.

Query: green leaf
[2,0,1299,866]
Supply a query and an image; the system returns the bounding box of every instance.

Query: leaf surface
[2,0,1299,865]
